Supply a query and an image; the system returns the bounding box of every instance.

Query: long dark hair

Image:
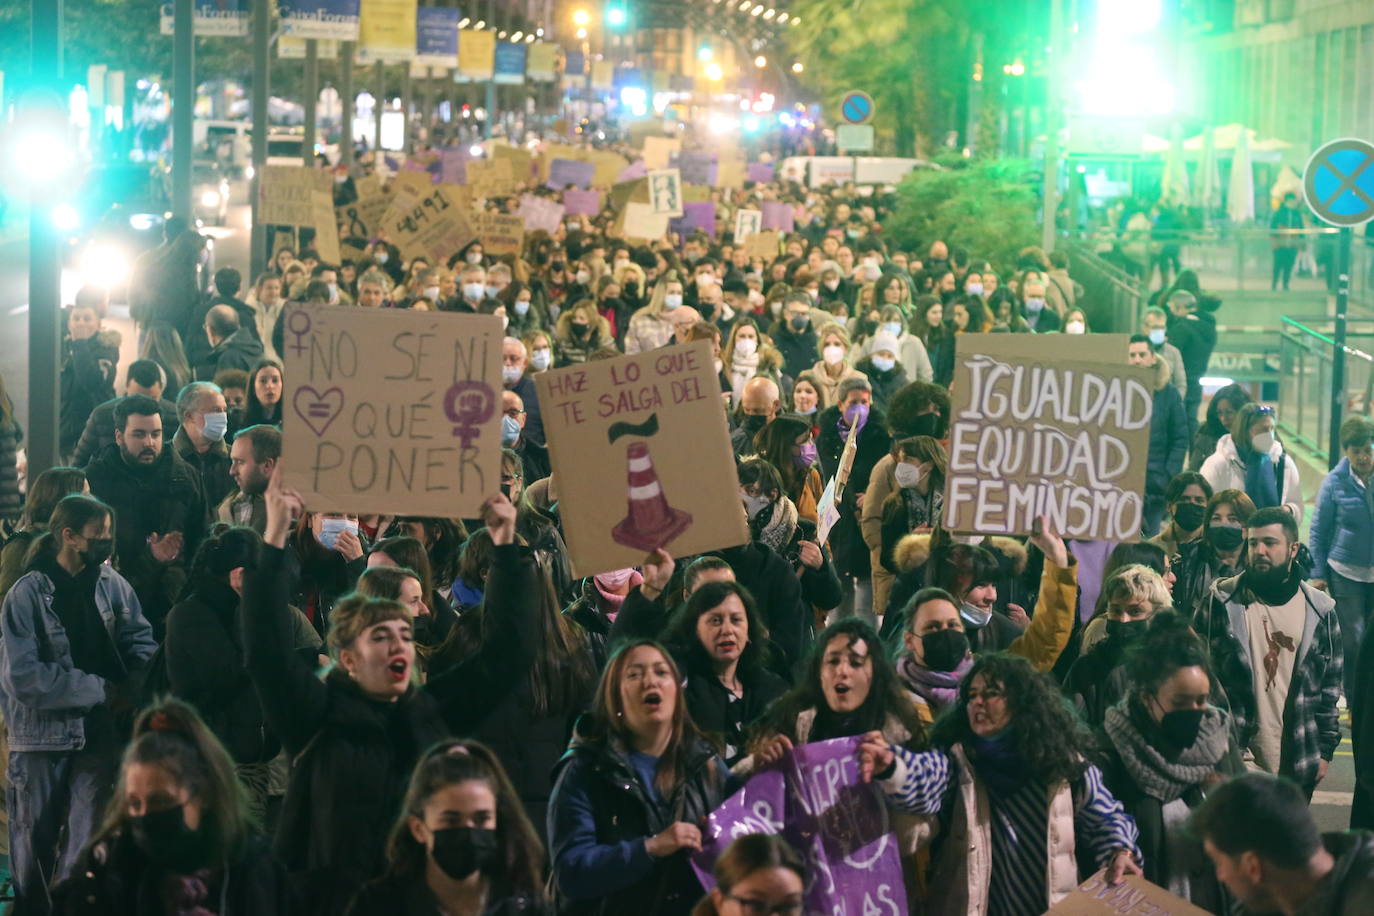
[371,535,434,599]
[26,494,112,569]
[665,580,771,679]
[94,698,256,863]
[930,653,1092,786]
[188,525,262,595]
[591,639,715,795]
[755,619,926,749]
[755,415,812,500]
[243,359,284,426]
[18,467,87,530]
[384,739,545,897]
[1124,611,1212,697]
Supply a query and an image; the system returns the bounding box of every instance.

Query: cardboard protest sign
[535,340,748,575]
[747,162,775,184]
[743,230,779,260]
[610,178,649,212]
[647,168,683,217]
[682,184,712,204]
[643,136,680,170]
[693,737,908,916]
[517,194,564,233]
[308,191,341,265]
[620,202,668,243]
[562,189,601,216]
[942,334,1151,542]
[761,200,794,232]
[259,165,330,226]
[439,148,468,184]
[587,150,629,188]
[538,142,583,179]
[382,184,477,264]
[547,157,594,190]
[490,143,533,180]
[465,157,514,198]
[391,168,435,196]
[733,208,762,242]
[716,157,746,190]
[677,150,717,186]
[474,212,524,256]
[1047,871,1212,916]
[281,304,504,517]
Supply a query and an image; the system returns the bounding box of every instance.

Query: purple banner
[747,162,775,184]
[761,200,794,232]
[692,737,907,915]
[547,157,595,190]
[677,150,717,186]
[440,148,468,184]
[618,160,648,181]
[671,201,716,239]
[562,189,602,216]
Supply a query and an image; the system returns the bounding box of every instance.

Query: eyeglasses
[503,408,525,418]
[726,896,804,916]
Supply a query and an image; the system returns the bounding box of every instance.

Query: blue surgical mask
[485,284,501,298]
[1024,297,1045,314]
[375,251,389,264]
[870,355,895,373]
[201,411,228,442]
[1148,328,1166,347]
[881,321,903,337]
[318,517,358,550]
[664,293,683,309]
[501,415,522,446]
[501,365,523,385]
[514,300,531,316]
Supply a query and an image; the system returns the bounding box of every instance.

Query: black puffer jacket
[242,542,540,916]
[72,395,180,468]
[52,830,290,916]
[59,330,120,453]
[548,719,731,916]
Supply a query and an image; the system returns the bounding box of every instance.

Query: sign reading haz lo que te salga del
[942,335,1154,542]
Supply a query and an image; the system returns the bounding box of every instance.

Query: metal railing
[1060,238,1148,333]
[1278,316,1374,463]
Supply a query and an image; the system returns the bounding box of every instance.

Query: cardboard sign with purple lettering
[562,189,602,216]
[535,340,748,576]
[692,736,908,916]
[547,157,594,190]
[281,304,504,517]
[761,200,795,232]
[1047,871,1213,916]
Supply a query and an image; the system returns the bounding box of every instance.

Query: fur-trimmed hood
[892,533,1029,575]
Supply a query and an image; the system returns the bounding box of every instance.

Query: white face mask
[1252,431,1277,454]
[1065,320,1085,335]
[201,411,228,442]
[769,301,783,316]
[870,355,895,373]
[966,282,984,296]
[514,300,531,316]
[614,258,630,271]
[894,461,923,489]
[734,337,758,358]
[824,279,840,291]
[743,493,771,519]
[748,290,764,306]
[530,348,551,370]
[422,285,440,301]
[822,345,845,366]
[664,293,683,309]
[463,282,485,301]
[575,270,591,285]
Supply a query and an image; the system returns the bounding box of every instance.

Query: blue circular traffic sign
[840,91,874,126]
[1304,138,1374,227]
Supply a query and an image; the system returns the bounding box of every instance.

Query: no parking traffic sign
[840,90,874,126]
[1303,138,1374,227]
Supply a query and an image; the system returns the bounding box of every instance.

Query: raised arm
[240,464,329,755]
[608,548,675,645]
[1008,517,1078,673]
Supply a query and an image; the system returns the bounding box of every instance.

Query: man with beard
[1193,773,1374,916]
[216,424,280,533]
[85,395,207,637]
[1197,506,1342,799]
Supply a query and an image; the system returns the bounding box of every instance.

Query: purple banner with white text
[692,736,907,916]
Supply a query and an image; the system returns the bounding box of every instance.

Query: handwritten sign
[490,143,533,180]
[734,208,762,242]
[562,189,601,216]
[648,168,683,217]
[465,157,514,198]
[474,212,525,256]
[260,165,331,226]
[692,737,908,916]
[643,136,680,170]
[717,157,746,190]
[743,230,780,261]
[942,335,1151,541]
[547,157,594,190]
[761,200,794,232]
[620,202,668,243]
[517,194,565,234]
[1048,872,1213,916]
[535,340,748,575]
[308,190,341,265]
[281,304,503,517]
[382,184,476,264]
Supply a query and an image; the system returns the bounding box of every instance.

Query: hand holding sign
[856,731,894,783]
[483,493,518,545]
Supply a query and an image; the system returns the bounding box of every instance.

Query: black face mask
[919,628,969,672]
[1207,523,1244,552]
[1172,502,1207,533]
[1158,707,1205,749]
[908,412,945,439]
[130,805,213,873]
[80,537,115,567]
[789,315,810,332]
[571,323,591,339]
[741,413,768,433]
[431,826,499,881]
[1106,618,1148,644]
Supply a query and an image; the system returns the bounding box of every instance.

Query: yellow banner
[459,29,496,80]
[358,0,417,63]
[591,59,614,91]
[527,42,560,82]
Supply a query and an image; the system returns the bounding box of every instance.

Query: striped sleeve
[1076,764,1142,869]
[876,746,953,814]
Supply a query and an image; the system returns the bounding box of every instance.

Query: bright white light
[572,8,590,25]
[790,61,803,73]
[52,203,79,232]
[763,7,775,17]
[1075,45,1173,115]
[1099,0,1162,35]
[459,16,470,27]
[536,27,544,36]
[576,27,587,38]
[705,61,723,81]
[199,190,221,207]
[525,33,535,42]
[80,244,130,289]
[708,112,737,135]
[474,19,485,29]
[742,115,760,132]
[620,86,648,116]
[1200,376,1235,388]
[498,30,507,38]
[778,112,795,127]
[751,4,764,14]
[470,144,484,156]
[512,31,523,41]
[698,46,713,61]
[754,55,767,68]
[11,130,73,184]
[777,12,788,22]
[244,165,255,180]
[606,7,626,26]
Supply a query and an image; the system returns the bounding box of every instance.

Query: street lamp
[705,61,723,81]
[791,61,803,73]
[573,8,591,26]
[754,55,767,68]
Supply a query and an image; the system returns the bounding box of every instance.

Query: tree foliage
[884,158,1039,274]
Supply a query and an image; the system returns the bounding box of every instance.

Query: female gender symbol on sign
[840,91,874,126]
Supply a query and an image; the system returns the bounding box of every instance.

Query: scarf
[898,651,973,712]
[1102,700,1230,803]
[749,497,799,554]
[836,404,869,441]
[451,577,484,609]
[968,732,1030,795]
[1244,450,1280,510]
[161,871,216,916]
[594,570,643,619]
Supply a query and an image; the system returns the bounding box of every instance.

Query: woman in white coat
[1199,403,1303,522]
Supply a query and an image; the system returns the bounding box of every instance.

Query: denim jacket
[0,564,156,751]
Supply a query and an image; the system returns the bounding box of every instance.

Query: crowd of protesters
[0,140,1371,916]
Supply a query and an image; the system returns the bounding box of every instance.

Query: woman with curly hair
[858,653,1143,916]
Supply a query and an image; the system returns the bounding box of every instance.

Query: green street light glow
[1075,0,1172,116]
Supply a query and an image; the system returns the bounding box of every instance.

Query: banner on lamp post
[493,41,527,85]
[159,0,250,36]
[415,6,460,68]
[458,29,496,80]
[280,0,361,40]
[358,0,418,63]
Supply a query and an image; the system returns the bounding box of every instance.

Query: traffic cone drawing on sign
[611,441,693,552]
